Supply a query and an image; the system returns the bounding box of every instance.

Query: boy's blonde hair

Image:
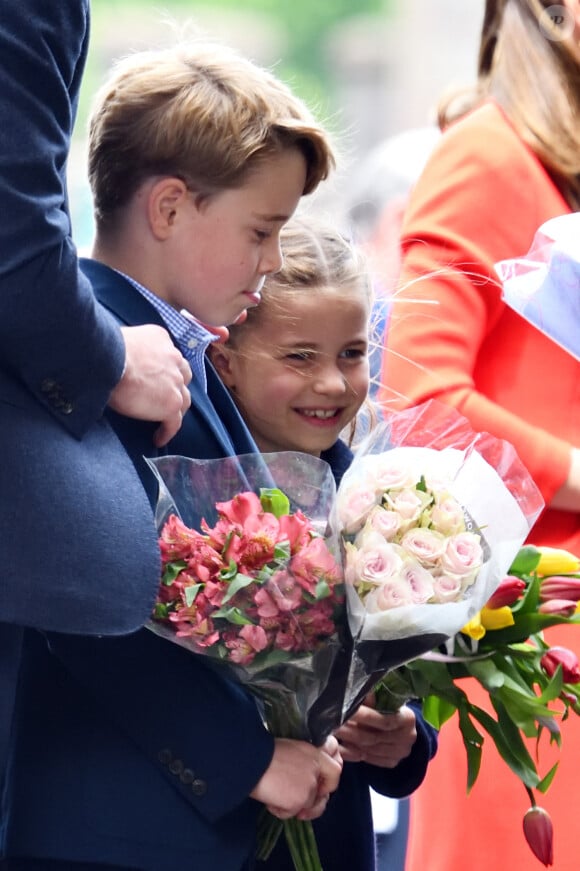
[88,41,336,227]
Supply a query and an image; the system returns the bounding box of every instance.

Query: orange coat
[379,101,580,870]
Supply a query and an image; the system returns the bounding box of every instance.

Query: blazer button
[40,378,58,394]
[191,779,207,796]
[169,758,184,776]
[180,768,195,785]
[158,748,173,766]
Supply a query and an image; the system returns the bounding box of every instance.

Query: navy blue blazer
[258,441,439,871]
[0,0,162,637]
[1,263,274,870]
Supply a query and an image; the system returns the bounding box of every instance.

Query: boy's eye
[254,229,270,242]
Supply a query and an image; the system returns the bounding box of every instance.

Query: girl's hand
[335,693,417,768]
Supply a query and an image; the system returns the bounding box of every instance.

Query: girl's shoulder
[320,439,353,486]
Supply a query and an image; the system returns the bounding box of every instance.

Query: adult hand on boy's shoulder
[109,324,192,446]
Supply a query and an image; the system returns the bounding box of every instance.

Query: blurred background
[69,0,485,250]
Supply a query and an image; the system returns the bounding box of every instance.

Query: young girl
[209,214,438,871]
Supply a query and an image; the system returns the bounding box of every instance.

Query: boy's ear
[208,345,237,389]
[148,177,188,240]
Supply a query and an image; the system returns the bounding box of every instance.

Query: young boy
[1,41,340,871]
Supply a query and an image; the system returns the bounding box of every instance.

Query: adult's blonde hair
[438,0,580,207]
[88,40,336,227]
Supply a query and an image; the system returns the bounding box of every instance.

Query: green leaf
[220,559,239,581]
[184,584,202,607]
[470,702,540,788]
[423,694,457,729]
[315,578,330,599]
[162,560,187,585]
[221,572,256,605]
[537,762,559,793]
[260,488,290,517]
[210,606,253,625]
[509,545,541,576]
[457,706,483,791]
[273,541,291,561]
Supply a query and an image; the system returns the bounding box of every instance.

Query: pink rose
[431,572,463,603]
[385,487,429,524]
[400,528,446,566]
[364,577,414,612]
[336,482,378,534]
[344,535,403,587]
[430,495,466,536]
[363,505,401,542]
[400,560,435,604]
[369,453,418,493]
[441,532,483,577]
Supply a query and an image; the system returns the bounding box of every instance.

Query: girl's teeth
[302,409,336,419]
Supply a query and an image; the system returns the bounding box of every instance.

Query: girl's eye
[285,351,313,362]
[341,347,367,360]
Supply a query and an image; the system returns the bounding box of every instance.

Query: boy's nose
[261,238,283,275]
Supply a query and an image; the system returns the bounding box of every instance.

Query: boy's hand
[335,695,417,768]
[109,324,192,446]
[250,735,342,820]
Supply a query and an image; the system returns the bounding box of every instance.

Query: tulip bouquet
[374,543,580,867]
[335,400,544,722]
[147,451,346,871]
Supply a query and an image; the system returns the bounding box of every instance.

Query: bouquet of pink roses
[147,451,346,871]
[335,400,545,721]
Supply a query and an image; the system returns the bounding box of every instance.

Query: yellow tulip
[480,605,515,630]
[535,546,580,577]
[461,613,486,641]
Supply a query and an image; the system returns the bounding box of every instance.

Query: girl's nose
[313,365,347,395]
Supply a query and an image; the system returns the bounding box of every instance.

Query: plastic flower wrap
[496,213,580,361]
[337,399,545,720]
[375,542,580,867]
[146,451,345,871]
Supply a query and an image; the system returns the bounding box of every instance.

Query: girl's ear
[208,344,237,389]
[148,177,188,240]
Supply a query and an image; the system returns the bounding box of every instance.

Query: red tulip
[539,576,580,603]
[541,646,580,684]
[486,576,526,609]
[523,806,553,867]
[538,599,578,617]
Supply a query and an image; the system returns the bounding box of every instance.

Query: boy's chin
[232,309,248,325]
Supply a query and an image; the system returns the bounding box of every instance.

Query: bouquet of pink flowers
[335,400,545,720]
[147,451,346,871]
